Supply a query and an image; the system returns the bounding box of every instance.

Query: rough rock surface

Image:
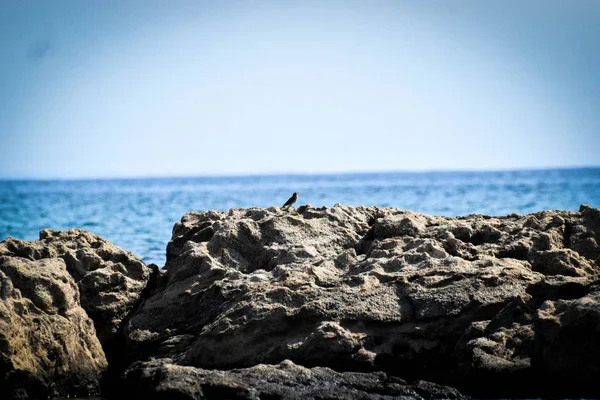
[0,229,152,398]
[120,359,467,400]
[0,256,107,398]
[126,204,600,398]
[0,229,152,348]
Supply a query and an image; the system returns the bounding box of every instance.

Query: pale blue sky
[0,1,598,179]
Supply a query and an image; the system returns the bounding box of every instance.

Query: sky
[0,0,598,179]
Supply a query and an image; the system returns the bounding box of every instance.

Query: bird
[282,192,298,209]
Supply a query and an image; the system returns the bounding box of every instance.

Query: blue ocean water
[1,168,599,267]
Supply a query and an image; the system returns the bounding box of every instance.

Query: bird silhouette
[282,192,298,209]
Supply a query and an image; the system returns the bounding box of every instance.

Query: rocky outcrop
[0,229,152,399]
[126,204,599,398]
[120,359,468,400]
[1,205,598,399]
[0,229,152,348]
[533,283,600,391]
[0,256,107,398]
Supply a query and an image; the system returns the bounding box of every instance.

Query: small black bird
[282,192,298,209]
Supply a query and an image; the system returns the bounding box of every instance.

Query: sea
[1,168,599,267]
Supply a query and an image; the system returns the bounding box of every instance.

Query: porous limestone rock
[120,359,468,400]
[0,229,152,348]
[0,256,107,399]
[126,204,599,397]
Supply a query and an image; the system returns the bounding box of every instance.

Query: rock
[454,295,537,397]
[530,248,595,277]
[0,256,107,399]
[126,205,599,397]
[6,206,594,398]
[120,359,469,400]
[569,204,600,261]
[0,229,152,350]
[0,229,153,398]
[532,283,600,398]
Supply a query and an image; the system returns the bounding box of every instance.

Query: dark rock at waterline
[120,359,468,400]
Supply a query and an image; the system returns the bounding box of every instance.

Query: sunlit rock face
[0,256,107,399]
[0,229,152,348]
[0,229,153,399]
[126,204,600,398]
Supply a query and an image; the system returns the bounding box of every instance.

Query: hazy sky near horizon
[0,1,598,179]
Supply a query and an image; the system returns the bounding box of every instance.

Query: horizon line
[0,165,599,182]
